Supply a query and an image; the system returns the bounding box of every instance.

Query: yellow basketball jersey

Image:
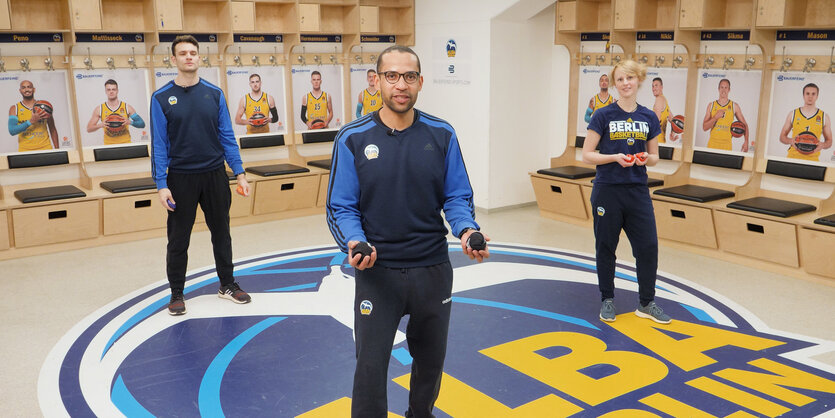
[658,101,670,144]
[245,93,270,134]
[787,108,825,161]
[593,94,613,113]
[361,89,382,115]
[707,100,734,151]
[101,102,131,145]
[306,92,329,122]
[15,102,52,152]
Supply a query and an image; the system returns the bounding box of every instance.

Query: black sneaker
[168,293,186,316]
[218,282,251,304]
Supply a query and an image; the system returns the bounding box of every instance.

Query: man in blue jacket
[150,35,252,316]
[327,45,490,417]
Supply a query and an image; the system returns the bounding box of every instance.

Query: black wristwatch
[459,228,476,239]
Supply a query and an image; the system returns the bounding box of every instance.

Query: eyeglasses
[380,71,420,84]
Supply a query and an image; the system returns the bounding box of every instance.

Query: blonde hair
[610,59,647,86]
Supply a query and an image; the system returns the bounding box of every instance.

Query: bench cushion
[653,184,735,203]
[100,177,156,193]
[814,214,835,227]
[727,197,816,218]
[93,145,148,161]
[307,159,331,170]
[245,164,310,177]
[590,178,664,187]
[537,166,596,180]
[8,151,69,168]
[14,185,86,203]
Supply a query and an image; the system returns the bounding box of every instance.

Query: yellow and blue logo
[40,244,835,416]
[446,39,457,58]
[360,300,373,315]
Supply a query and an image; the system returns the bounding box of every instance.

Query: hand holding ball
[467,231,486,251]
[353,241,373,262]
[636,152,648,162]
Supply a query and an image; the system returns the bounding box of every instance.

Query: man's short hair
[376,45,421,73]
[311,71,321,78]
[719,78,731,88]
[105,79,118,87]
[172,35,199,55]
[652,77,663,85]
[803,83,819,94]
[367,69,377,75]
[249,74,261,81]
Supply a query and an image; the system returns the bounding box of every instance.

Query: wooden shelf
[756,0,834,29]
[183,0,231,33]
[254,2,298,33]
[613,0,676,31]
[8,0,71,32]
[377,4,412,35]
[679,0,754,30]
[557,0,612,33]
[101,0,155,33]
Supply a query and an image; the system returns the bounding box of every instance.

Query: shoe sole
[218,292,251,304]
[635,310,671,324]
[168,308,186,316]
[599,314,616,322]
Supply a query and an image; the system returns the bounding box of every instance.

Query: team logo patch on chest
[364,144,379,160]
[168,96,177,105]
[609,118,649,141]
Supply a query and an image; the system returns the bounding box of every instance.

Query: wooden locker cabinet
[231,1,254,32]
[12,201,100,248]
[0,211,9,250]
[0,0,11,30]
[102,193,166,236]
[531,176,588,220]
[230,184,252,218]
[253,175,319,215]
[798,227,835,279]
[360,5,378,33]
[316,174,329,207]
[156,0,183,30]
[653,200,718,248]
[71,0,102,30]
[714,211,799,267]
[557,1,578,31]
[298,3,320,32]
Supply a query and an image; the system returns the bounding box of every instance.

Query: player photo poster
[291,65,344,133]
[693,69,762,155]
[225,66,287,137]
[576,66,615,137]
[0,70,75,154]
[349,64,380,122]
[153,66,220,90]
[73,68,151,147]
[636,67,688,148]
[765,72,835,166]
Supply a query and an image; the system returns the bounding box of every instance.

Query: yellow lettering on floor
[479,331,667,406]
[607,315,784,371]
[296,397,404,418]
[640,393,719,417]
[714,358,835,407]
[393,372,582,417]
[687,376,791,417]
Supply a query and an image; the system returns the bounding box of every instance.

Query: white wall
[415,0,568,210]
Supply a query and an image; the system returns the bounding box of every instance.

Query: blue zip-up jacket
[150,79,244,189]
[327,109,479,268]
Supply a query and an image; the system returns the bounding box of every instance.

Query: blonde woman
[582,60,671,325]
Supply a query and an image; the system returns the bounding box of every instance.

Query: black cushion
[692,150,744,169]
[653,184,735,203]
[302,130,337,144]
[14,185,86,203]
[307,159,331,170]
[727,197,816,218]
[647,178,664,188]
[814,214,835,227]
[245,163,310,177]
[226,171,239,181]
[765,160,826,181]
[240,134,285,149]
[100,177,156,193]
[536,166,596,180]
[8,151,69,168]
[93,145,149,161]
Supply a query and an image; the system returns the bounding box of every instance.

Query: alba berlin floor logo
[39,243,835,417]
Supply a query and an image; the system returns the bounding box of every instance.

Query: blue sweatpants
[590,183,658,306]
